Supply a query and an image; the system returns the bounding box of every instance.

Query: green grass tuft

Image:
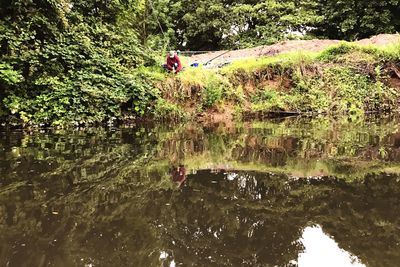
[153,98,188,120]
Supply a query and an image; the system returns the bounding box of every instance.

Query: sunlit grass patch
[379,42,400,61]
[177,66,216,87]
[220,51,318,74]
[219,41,400,74]
[317,41,400,62]
[137,65,167,81]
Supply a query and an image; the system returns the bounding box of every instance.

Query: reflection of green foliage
[1,117,400,265]
[2,116,399,186]
[2,168,400,265]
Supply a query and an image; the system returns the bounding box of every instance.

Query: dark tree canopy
[312,0,400,40]
[166,0,400,49]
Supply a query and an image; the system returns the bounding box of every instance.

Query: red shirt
[166,55,183,72]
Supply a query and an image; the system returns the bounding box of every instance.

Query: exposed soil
[189,34,400,66]
[389,77,400,89]
[197,103,235,126]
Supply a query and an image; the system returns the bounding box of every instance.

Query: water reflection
[170,165,187,187]
[297,225,365,267]
[0,116,400,266]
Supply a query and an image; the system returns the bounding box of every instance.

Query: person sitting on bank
[166,50,182,73]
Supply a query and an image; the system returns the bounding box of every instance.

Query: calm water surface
[1,116,400,267]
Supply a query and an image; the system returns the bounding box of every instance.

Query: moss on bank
[154,42,400,121]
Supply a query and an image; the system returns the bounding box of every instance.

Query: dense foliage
[169,0,322,50]
[167,0,400,49]
[0,0,159,125]
[313,0,400,40]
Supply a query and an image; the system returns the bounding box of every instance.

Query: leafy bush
[289,66,398,114]
[380,43,400,61]
[154,98,187,120]
[318,42,400,63]
[250,91,286,113]
[203,75,226,108]
[0,0,160,125]
[0,63,23,85]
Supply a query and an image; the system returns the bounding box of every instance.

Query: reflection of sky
[159,251,176,267]
[296,225,365,267]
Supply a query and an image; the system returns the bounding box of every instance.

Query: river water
[0,116,400,267]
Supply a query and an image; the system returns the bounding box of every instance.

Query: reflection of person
[170,164,186,187]
[318,169,327,177]
[166,50,182,73]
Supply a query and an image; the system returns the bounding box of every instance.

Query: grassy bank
[154,42,400,121]
[1,41,400,126]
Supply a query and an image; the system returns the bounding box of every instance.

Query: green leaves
[169,0,322,49]
[312,0,400,40]
[168,0,400,49]
[0,0,157,125]
[0,63,23,85]
[203,76,224,108]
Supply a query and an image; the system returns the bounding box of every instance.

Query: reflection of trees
[155,171,400,266]
[0,162,171,266]
[0,117,400,265]
[0,128,167,266]
[2,166,400,266]
[232,136,299,167]
[1,117,400,183]
[155,171,305,266]
[304,173,400,267]
[150,116,400,178]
